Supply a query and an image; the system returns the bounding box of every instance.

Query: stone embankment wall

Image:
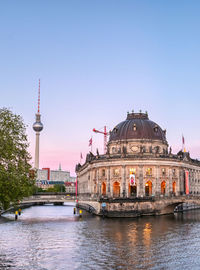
[77,196,200,218]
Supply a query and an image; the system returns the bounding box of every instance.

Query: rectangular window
[162,168,166,176]
[130,168,136,175]
[102,169,105,177]
[146,168,152,176]
[172,169,176,177]
[113,169,119,176]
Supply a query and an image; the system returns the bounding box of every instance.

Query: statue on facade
[122,146,127,154]
[86,152,95,162]
[75,163,81,171]
[106,147,110,155]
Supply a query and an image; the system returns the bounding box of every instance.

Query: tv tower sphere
[33,117,43,132]
[33,79,43,169]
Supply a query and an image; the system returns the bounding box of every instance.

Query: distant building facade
[36,167,76,193]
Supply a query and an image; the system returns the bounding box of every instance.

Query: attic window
[154,125,158,132]
[133,124,137,131]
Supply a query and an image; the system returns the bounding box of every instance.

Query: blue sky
[1,1,200,175]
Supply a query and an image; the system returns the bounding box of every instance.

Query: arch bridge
[0,193,76,215]
[22,193,76,205]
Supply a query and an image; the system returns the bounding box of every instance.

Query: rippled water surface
[1,204,200,270]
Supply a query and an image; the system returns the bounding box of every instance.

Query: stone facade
[76,112,200,216]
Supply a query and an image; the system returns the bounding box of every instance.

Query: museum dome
[109,112,167,143]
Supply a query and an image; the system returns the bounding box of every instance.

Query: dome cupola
[108,111,168,155]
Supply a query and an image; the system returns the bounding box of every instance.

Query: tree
[0,108,35,210]
[54,184,66,193]
[46,184,66,193]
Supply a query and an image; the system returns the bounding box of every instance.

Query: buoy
[15,211,18,220]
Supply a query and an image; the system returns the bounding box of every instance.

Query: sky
[1,0,200,175]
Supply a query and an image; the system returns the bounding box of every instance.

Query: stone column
[97,169,100,196]
[179,168,184,194]
[126,167,129,197]
[138,165,144,197]
[122,165,126,197]
[107,167,111,197]
[88,170,91,194]
[152,166,156,196]
[176,168,180,195]
[155,166,160,196]
[168,168,172,195]
[110,168,113,197]
[189,170,192,194]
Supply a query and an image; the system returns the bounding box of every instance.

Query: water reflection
[1,206,200,269]
[0,254,13,269]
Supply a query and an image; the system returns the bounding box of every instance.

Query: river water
[1,204,200,270]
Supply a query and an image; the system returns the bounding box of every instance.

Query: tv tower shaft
[33,79,43,169]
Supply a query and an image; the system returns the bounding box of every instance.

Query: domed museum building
[76,112,200,217]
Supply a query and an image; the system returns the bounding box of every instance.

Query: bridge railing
[33,192,76,196]
[22,194,76,202]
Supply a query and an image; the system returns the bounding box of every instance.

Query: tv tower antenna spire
[33,79,44,169]
[38,79,40,113]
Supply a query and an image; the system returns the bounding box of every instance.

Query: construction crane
[93,126,109,154]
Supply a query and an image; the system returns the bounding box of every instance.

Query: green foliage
[46,184,66,193]
[0,108,35,210]
[32,185,45,194]
[54,184,66,193]
[45,187,56,192]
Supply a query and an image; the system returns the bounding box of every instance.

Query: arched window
[161,181,166,195]
[154,125,158,132]
[113,182,120,197]
[145,181,152,196]
[102,182,106,196]
[172,181,176,194]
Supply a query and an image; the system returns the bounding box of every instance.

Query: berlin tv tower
[33,79,43,169]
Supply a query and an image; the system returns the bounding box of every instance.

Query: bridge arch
[157,198,200,215]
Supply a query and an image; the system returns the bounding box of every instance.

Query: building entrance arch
[161,181,166,195]
[129,184,137,197]
[102,182,106,196]
[113,181,120,197]
[145,181,152,196]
